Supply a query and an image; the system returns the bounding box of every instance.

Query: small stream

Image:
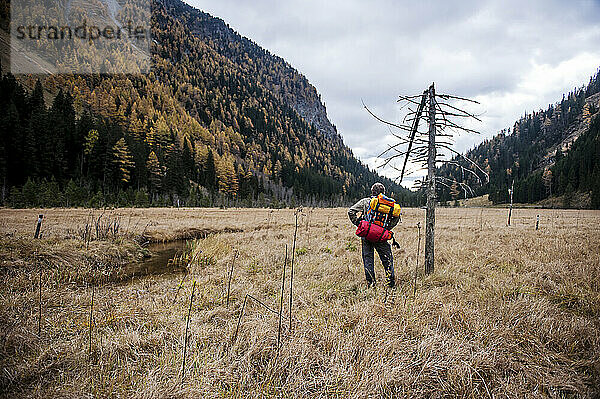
[121,240,189,279]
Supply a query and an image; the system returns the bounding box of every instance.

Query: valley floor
[1,207,599,397]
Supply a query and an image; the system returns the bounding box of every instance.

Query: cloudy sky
[188,0,600,185]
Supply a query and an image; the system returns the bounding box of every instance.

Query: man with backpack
[348,183,400,288]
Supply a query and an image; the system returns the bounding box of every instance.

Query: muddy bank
[120,240,188,281]
[1,224,243,289]
[142,226,244,242]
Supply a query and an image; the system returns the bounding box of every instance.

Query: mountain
[166,0,338,139]
[437,69,600,208]
[0,0,414,208]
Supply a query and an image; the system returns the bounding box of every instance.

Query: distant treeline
[437,69,600,209]
[0,72,417,209]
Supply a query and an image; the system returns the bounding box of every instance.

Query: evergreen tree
[164,144,187,196]
[182,137,196,181]
[563,183,575,208]
[146,151,163,194]
[112,138,134,185]
[204,149,217,189]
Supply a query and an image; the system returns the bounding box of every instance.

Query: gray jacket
[348,197,400,229]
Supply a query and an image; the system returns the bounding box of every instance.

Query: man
[348,183,399,288]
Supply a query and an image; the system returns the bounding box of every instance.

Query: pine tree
[64,179,83,207]
[1,101,21,187]
[542,169,553,197]
[204,149,217,189]
[217,157,238,196]
[112,138,134,185]
[27,82,48,180]
[146,151,163,193]
[30,80,44,111]
[182,138,195,181]
[22,178,37,207]
[164,144,187,196]
[563,183,574,208]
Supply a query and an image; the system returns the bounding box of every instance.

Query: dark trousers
[361,238,395,287]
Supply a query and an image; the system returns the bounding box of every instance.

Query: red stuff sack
[355,220,393,243]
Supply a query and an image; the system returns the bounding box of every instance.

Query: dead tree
[425,85,437,274]
[365,83,488,274]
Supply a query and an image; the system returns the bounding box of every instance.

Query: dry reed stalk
[305,210,310,231]
[479,208,483,231]
[306,213,311,248]
[181,280,196,379]
[172,249,200,304]
[172,273,187,304]
[414,222,422,298]
[226,250,238,309]
[88,284,95,361]
[277,245,288,349]
[507,180,514,226]
[36,250,42,338]
[232,295,248,346]
[246,294,282,315]
[232,293,287,347]
[289,209,299,332]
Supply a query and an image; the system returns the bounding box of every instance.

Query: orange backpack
[365,194,402,229]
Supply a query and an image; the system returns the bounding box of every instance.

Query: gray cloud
[189,0,600,185]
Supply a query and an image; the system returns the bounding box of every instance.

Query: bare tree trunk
[425,83,436,275]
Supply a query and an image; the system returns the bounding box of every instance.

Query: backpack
[365,194,401,229]
[356,220,393,243]
[355,194,401,247]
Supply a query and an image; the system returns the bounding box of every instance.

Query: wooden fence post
[34,214,43,239]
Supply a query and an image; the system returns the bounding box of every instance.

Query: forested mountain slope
[0,0,413,208]
[437,69,600,208]
[164,0,338,139]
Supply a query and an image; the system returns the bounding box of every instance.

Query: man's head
[371,182,386,196]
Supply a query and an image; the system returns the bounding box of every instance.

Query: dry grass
[0,207,279,242]
[1,207,599,398]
